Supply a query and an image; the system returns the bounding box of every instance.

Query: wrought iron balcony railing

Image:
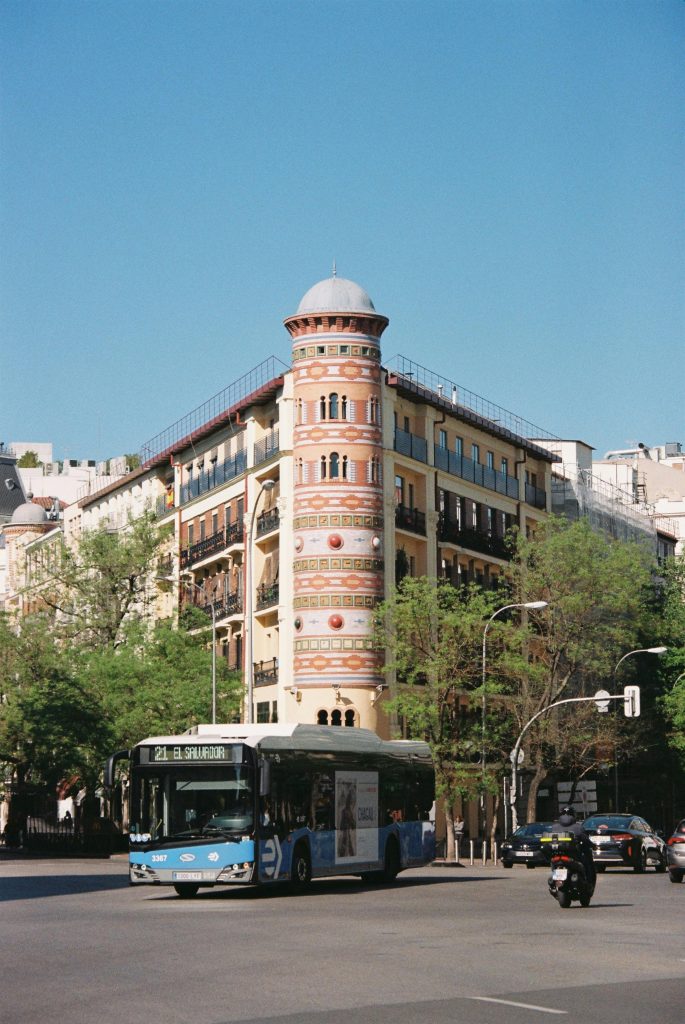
[256,507,279,538]
[254,658,278,686]
[394,505,426,535]
[256,582,279,611]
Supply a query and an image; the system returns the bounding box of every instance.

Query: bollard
[469,839,475,865]
[482,841,487,866]
[494,841,498,864]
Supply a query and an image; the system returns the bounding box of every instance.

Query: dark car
[666,818,685,883]
[582,813,667,873]
[501,822,554,868]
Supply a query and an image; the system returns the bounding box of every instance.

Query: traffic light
[623,685,640,717]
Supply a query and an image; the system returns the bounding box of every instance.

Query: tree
[85,618,243,750]
[377,577,507,860]
[503,517,657,821]
[659,554,685,766]
[34,511,168,648]
[0,613,110,791]
[17,450,42,468]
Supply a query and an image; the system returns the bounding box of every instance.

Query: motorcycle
[540,830,595,909]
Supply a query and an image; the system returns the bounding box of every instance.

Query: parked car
[582,813,667,873]
[501,822,554,868]
[666,819,685,883]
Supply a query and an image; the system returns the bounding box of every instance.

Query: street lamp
[245,478,276,725]
[481,600,547,845]
[612,645,667,809]
[156,575,217,725]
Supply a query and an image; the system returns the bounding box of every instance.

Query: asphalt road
[1,852,683,1024]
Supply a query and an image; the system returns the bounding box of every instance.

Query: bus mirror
[104,750,130,789]
[259,758,271,797]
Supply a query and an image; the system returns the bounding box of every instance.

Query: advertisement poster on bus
[335,771,378,863]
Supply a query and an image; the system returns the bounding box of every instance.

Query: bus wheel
[382,838,401,882]
[290,844,312,892]
[174,884,199,899]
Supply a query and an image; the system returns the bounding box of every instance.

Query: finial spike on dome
[332,260,337,278]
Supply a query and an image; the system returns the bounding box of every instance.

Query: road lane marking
[471,997,567,1015]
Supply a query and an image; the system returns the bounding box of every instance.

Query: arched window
[328,393,339,419]
[369,396,380,424]
[320,455,327,480]
[331,709,342,727]
[341,454,348,480]
[341,395,347,419]
[296,398,303,425]
[317,710,329,725]
[344,709,356,727]
[320,396,327,420]
[329,452,340,479]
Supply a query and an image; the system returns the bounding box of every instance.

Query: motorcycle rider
[553,805,597,887]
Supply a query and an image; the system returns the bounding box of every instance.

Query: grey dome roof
[11,494,48,526]
[296,276,376,315]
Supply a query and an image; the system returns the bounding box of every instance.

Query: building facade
[75,276,558,735]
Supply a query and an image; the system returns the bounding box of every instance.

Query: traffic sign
[594,689,611,712]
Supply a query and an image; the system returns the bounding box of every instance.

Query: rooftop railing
[385,354,559,447]
[140,356,288,466]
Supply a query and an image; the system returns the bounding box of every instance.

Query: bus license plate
[173,871,203,881]
[552,867,567,881]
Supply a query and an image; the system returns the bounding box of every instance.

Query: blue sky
[2,0,682,463]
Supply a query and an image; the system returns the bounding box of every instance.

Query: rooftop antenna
[332,260,337,278]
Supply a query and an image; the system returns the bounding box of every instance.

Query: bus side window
[311,773,334,830]
[272,760,311,832]
[381,765,407,824]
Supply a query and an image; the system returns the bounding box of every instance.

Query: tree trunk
[526,765,547,823]
[489,789,500,859]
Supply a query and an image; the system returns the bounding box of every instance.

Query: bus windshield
[132,764,255,840]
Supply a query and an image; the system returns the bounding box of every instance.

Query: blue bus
[105,723,435,897]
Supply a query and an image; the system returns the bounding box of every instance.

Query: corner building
[286,278,387,720]
[75,274,557,740]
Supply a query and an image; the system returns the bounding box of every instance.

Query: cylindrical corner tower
[284,276,389,727]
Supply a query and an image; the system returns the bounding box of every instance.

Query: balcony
[395,505,426,535]
[180,528,227,570]
[440,568,503,592]
[155,493,175,517]
[256,507,279,538]
[434,446,519,500]
[225,520,244,546]
[525,482,547,510]
[438,515,510,560]
[254,658,278,687]
[180,450,247,505]
[157,555,174,578]
[394,428,428,464]
[254,428,279,467]
[256,582,279,611]
[180,521,244,571]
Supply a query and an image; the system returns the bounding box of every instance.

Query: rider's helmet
[561,805,576,818]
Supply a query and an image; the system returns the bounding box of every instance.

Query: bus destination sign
[148,745,230,764]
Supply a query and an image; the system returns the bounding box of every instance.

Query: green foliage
[377,577,505,807]
[1,513,243,795]
[659,555,685,764]
[379,517,663,827]
[17,450,42,468]
[0,613,110,789]
[84,618,243,749]
[35,510,168,648]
